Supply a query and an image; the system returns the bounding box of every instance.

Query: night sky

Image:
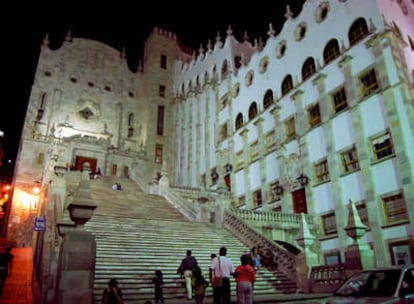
[1,1,304,166]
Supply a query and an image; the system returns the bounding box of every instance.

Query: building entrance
[75,156,97,173]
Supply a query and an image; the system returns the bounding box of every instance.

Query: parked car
[321,264,414,303]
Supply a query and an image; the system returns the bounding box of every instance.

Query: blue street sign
[34,217,46,231]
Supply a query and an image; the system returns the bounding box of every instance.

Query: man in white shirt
[210,246,235,304]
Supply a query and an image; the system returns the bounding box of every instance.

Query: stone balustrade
[309,264,348,293]
[223,209,298,283]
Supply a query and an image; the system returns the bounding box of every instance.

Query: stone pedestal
[57,230,96,303]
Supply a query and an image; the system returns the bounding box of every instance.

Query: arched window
[302,57,316,81]
[263,90,273,109]
[248,102,258,120]
[348,18,369,46]
[281,75,294,96]
[235,113,244,130]
[128,113,134,138]
[323,39,340,64]
[221,60,228,80]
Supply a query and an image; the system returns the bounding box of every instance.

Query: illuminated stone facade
[9,0,414,267]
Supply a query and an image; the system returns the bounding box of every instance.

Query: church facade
[8,0,414,267]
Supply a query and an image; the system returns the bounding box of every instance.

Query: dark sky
[1,1,304,164]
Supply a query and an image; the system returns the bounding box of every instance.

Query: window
[37,153,44,165]
[159,85,166,97]
[269,181,282,201]
[359,68,379,97]
[155,144,163,164]
[248,102,258,120]
[235,113,244,130]
[160,54,167,69]
[157,106,165,136]
[348,18,369,46]
[341,146,360,173]
[323,39,340,64]
[321,212,337,235]
[302,57,316,81]
[308,103,321,127]
[253,189,262,208]
[128,113,134,138]
[221,60,229,80]
[382,193,408,224]
[111,164,117,176]
[314,158,329,183]
[281,75,293,96]
[263,90,273,109]
[219,123,228,141]
[285,117,296,140]
[332,87,348,113]
[371,131,394,161]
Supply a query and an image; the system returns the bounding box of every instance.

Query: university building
[7,0,414,281]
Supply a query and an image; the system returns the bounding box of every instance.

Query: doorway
[75,156,97,173]
[292,188,307,214]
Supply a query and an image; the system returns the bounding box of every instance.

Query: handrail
[223,209,297,282]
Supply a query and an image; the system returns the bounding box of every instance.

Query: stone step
[85,176,296,303]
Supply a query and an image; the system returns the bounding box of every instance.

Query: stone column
[344,199,374,270]
[295,213,319,293]
[56,164,97,304]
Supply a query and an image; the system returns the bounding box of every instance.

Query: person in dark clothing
[0,247,14,297]
[152,269,164,304]
[178,249,198,300]
[102,278,123,304]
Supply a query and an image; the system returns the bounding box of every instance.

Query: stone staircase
[84,176,296,303]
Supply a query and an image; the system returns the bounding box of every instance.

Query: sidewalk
[0,247,36,304]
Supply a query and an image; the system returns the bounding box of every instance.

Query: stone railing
[309,264,348,293]
[233,209,315,227]
[160,186,199,221]
[223,209,297,283]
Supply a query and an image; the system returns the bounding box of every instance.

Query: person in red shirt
[234,254,256,304]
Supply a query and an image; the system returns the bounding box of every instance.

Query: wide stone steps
[83,177,293,303]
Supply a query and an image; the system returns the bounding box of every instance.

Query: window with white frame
[382,192,408,224]
[314,158,329,183]
[253,189,262,208]
[341,146,360,173]
[359,68,379,97]
[371,131,394,161]
[332,87,348,113]
[321,211,337,235]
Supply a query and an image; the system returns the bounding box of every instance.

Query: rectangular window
[111,164,117,176]
[285,117,296,140]
[321,212,337,236]
[314,158,329,183]
[157,105,165,135]
[360,68,379,97]
[308,103,321,127]
[219,123,228,142]
[37,153,44,165]
[372,132,394,161]
[159,85,166,97]
[332,87,348,113]
[269,181,282,201]
[160,54,167,69]
[253,189,262,208]
[383,193,408,224]
[155,144,163,164]
[341,146,360,173]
